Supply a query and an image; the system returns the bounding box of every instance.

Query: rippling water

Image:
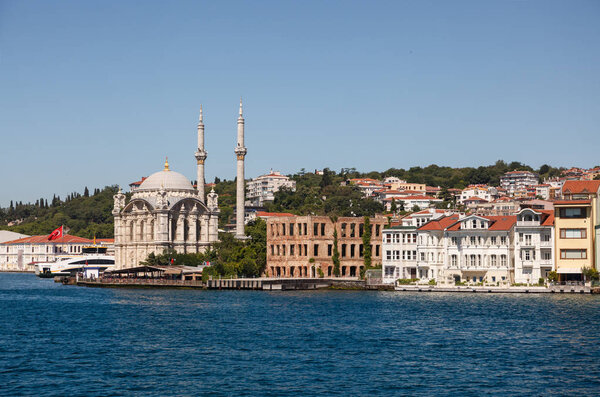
[1,273,599,396]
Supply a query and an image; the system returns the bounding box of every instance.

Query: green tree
[390,198,397,213]
[362,216,372,268]
[330,215,340,277]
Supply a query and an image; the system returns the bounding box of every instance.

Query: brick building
[266,215,387,278]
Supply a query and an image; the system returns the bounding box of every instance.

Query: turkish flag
[48,226,63,241]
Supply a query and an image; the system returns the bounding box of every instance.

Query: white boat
[36,246,115,278]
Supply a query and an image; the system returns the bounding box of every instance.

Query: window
[313,223,318,236]
[501,255,507,267]
[543,251,551,260]
[385,234,392,243]
[524,250,530,261]
[386,250,392,260]
[559,207,586,218]
[350,245,355,258]
[451,237,458,245]
[393,233,400,243]
[491,236,497,245]
[328,244,332,256]
[420,252,425,261]
[491,255,497,267]
[321,223,325,236]
[560,229,587,239]
[542,234,551,242]
[560,249,587,259]
[350,224,355,238]
[341,244,346,258]
[313,244,319,257]
[500,236,507,245]
[472,220,477,229]
[290,245,295,255]
[451,255,457,266]
[375,225,380,236]
[470,236,476,245]
[525,235,532,245]
[376,245,380,257]
[282,224,286,236]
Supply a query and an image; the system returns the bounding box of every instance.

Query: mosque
[112,101,248,269]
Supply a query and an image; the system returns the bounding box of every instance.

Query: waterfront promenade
[72,275,594,293]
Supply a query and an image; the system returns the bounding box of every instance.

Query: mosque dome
[137,159,195,192]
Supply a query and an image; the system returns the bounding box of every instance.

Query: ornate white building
[112,106,230,269]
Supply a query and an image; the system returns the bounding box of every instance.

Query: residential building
[245,170,296,207]
[513,209,554,283]
[500,171,539,196]
[444,215,516,285]
[554,180,600,281]
[266,215,386,278]
[383,195,441,211]
[459,185,494,205]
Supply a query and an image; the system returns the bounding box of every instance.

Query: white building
[500,171,539,196]
[0,234,95,271]
[444,215,516,285]
[246,170,296,207]
[382,212,518,285]
[382,209,455,283]
[458,185,495,205]
[513,208,554,284]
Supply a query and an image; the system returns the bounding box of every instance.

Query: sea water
[1,273,599,396]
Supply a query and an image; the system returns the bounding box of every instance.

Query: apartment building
[554,180,600,281]
[500,171,539,196]
[245,170,296,207]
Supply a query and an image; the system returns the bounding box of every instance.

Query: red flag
[48,226,63,241]
[170,258,174,264]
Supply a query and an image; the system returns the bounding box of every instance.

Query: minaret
[195,105,207,202]
[234,98,248,239]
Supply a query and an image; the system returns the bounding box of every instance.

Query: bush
[317,268,324,278]
[428,279,436,286]
[455,280,466,286]
[538,278,545,285]
[548,271,558,283]
[397,278,418,285]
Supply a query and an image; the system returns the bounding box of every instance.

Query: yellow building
[554,180,600,281]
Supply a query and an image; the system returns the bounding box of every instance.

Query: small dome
[137,169,194,192]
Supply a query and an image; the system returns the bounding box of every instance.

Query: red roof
[446,216,516,231]
[385,195,440,201]
[418,215,460,231]
[540,210,555,226]
[464,196,488,202]
[553,200,591,205]
[129,177,147,186]
[562,180,600,195]
[1,234,93,245]
[256,211,295,217]
[96,238,114,243]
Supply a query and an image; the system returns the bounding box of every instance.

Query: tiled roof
[553,200,591,205]
[446,216,516,231]
[1,234,93,245]
[129,177,147,186]
[256,211,295,217]
[561,180,600,195]
[418,215,460,231]
[464,196,488,202]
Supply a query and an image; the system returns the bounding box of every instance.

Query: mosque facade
[112,102,247,269]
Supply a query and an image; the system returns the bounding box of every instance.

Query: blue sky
[1,0,599,206]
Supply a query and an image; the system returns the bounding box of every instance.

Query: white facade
[0,235,96,271]
[513,209,554,284]
[382,226,418,284]
[382,213,519,285]
[113,163,220,270]
[500,171,539,196]
[246,170,296,207]
[459,185,493,205]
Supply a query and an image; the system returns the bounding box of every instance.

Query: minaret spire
[234,99,248,239]
[195,105,207,202]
